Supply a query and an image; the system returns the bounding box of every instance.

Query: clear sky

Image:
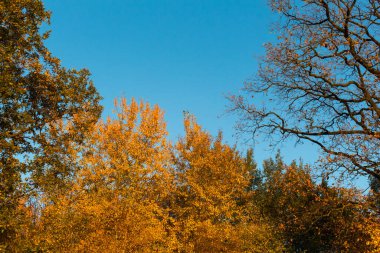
[44,0,319,167]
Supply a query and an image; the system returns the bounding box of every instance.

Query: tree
[172,115,282,252]
[252,153,378,252]
[0,0,101,250]
[36,98,176,252]
[231,0,380,182]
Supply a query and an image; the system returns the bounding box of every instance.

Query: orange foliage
[171,115,282,252]
[36,98,176,252]
[7,98,377,252]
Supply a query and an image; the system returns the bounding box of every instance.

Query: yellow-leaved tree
[171,115,282,252]
[37,98,177,252]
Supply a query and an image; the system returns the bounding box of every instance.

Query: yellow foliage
[367,219,380,252]
[172,115,282,252]
[14,98,287,252]
[36,98,177,252]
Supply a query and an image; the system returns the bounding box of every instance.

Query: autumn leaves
[27,98,277,252]
[21,98,377,252]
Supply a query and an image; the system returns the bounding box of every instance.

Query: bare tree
[231,0,380,181]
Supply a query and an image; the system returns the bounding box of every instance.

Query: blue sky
[44,0,319,166]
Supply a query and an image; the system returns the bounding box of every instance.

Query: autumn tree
[172,115,282,252]
[36,98,176,252]
[0,0,101,250]
[231,0,380,183]
[252,153,378,252]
